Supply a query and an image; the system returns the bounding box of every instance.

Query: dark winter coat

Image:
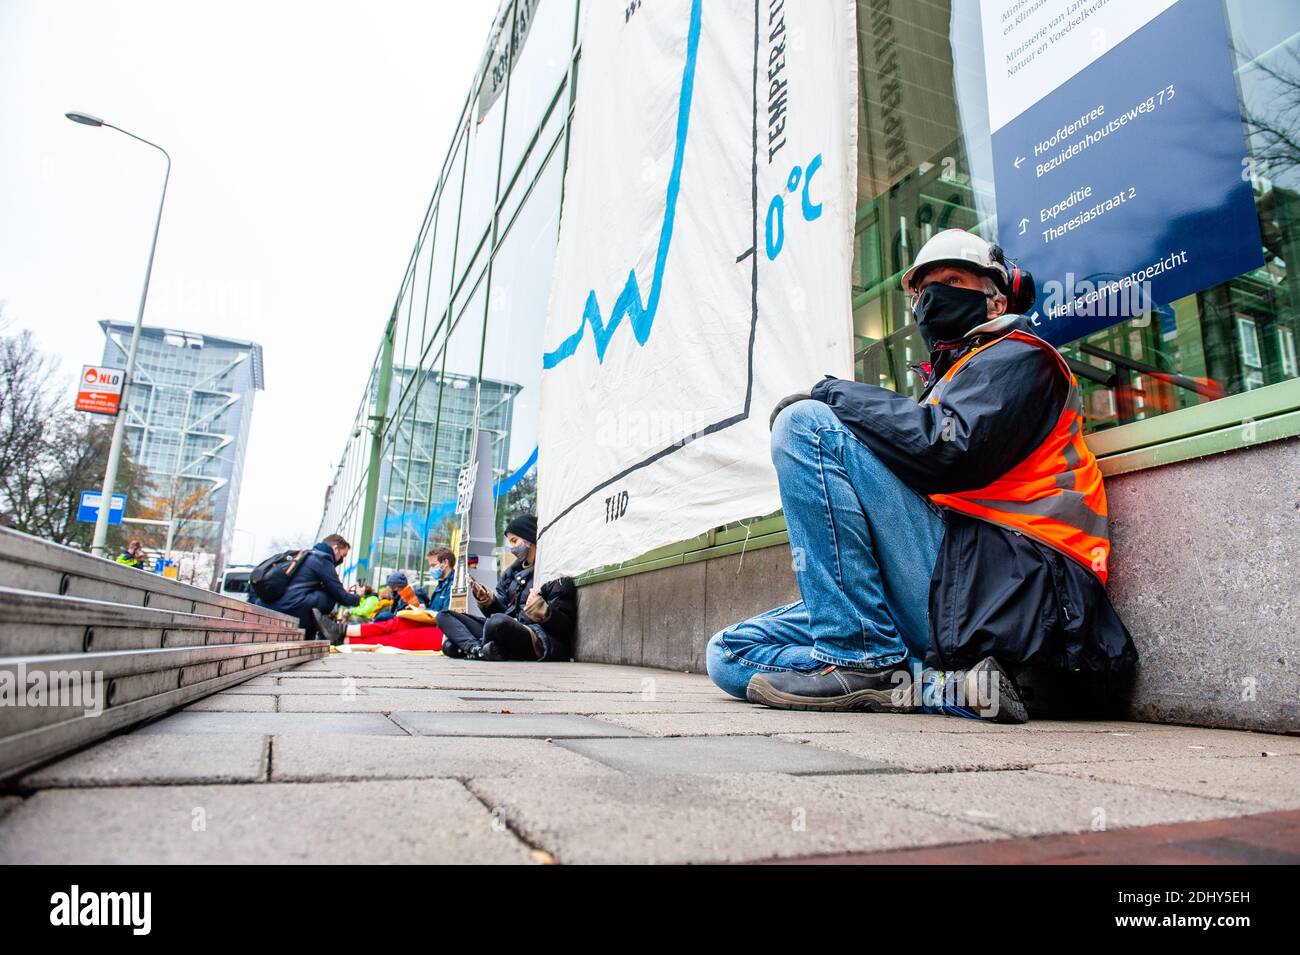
[270,542,359,614]
[481,562,578,645]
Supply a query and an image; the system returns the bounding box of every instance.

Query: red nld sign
[75,365,126,416]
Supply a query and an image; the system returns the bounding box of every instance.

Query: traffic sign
[75,365,126,416]
[77,491,126,525]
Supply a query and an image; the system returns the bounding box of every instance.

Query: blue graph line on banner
[541,0,702,370]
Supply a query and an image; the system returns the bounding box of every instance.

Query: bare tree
[0,310,151,550]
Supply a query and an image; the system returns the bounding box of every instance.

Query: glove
[524,588,550,623]
[769,392,812,430]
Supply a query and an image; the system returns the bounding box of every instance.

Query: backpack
[248,548,308,604]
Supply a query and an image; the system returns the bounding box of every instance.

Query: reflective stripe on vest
[926,329,1111,584]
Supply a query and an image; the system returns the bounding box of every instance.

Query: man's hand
[524,587,550,623]
[770,392,812,430]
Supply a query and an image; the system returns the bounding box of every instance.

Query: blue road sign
[990,0,1264,344]
[77,491,127,525]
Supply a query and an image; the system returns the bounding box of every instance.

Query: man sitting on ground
[424,546,456,612]
[706,229,1136,722]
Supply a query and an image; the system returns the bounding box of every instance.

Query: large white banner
[536,0,858,581]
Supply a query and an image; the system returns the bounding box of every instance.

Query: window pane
[850,0,1300,432]
[500,0,576,190]
[482,147,563,552]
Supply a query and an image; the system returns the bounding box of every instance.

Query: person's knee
[481,613,513,638]
[770,398,835,462]
[705,630,750,700]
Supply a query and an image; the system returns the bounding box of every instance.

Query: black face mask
[912,283,990,349]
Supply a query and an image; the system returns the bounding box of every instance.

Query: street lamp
[66,111,172,557]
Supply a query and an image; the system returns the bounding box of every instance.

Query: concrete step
[0,527,328,780]
[0,526,297,626]
[0,587,302,656]
[1,643,321,778]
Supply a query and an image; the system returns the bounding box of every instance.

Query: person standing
[115,538,147,569]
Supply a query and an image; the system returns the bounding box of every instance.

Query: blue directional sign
[77,491,126,525]
[990,0,1264,345]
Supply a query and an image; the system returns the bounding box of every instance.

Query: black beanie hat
[505,513,538,544]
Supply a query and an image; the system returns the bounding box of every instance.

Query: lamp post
[66,112,172,557]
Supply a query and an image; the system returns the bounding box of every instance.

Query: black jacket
[811,313,1137,674]
[483,562,579,646]
[273,542,360,614]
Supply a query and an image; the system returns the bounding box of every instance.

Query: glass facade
[319,0,1300,584]
[318,0,574,587]
[101,320,264,565]
[852,0,1300,429]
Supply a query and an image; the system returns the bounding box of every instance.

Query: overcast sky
[0,0,499,562]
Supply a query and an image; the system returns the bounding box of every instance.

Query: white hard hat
[902,229,1009,294]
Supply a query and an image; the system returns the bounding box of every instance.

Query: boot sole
[970,657,1029,724]
[747,680,916,713]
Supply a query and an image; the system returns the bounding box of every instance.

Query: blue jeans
[706,400,947,700]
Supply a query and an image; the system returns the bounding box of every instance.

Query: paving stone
[21,734,268,788]
[1034,756,1300,809]
[557,735,899,775]
[774,731,1041,772]
[1103,725,1300,756]
[135,711,407,736]
[814,769,1265,836]
[275,678,396,692]
[0,797,21,821]
[590,710,1169,737]
[391,712,644,738]
[776,727,1300,772]
[271,734,620,781]
[992,728,1299,763]
[467,772,999,863]
[593,710,927,737]
[185,694,277,712]
[255,682,377,695]
[0,780,534,863]
[275,691,469,713]
[448,696,752,715]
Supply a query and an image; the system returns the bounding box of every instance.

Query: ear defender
[991,244,1037,315]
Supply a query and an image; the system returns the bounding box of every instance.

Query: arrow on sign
[1014,155,1025,169]
[1018,217,1029,235]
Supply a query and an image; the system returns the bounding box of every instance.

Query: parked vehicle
[215,564,255,602]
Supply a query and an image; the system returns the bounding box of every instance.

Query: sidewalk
[1,653,1296,864]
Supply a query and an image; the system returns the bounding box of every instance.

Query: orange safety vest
[926,329,1111,585]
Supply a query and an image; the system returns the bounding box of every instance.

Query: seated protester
[371,586,394,617]
[255,534,360,640]
[314,605,444,651]
[424,546,456,612]
[435,514,577,662]
[115,538,147,570]
[706,229,1136,722]
[371,572,411,622]
[349,585,380,621]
